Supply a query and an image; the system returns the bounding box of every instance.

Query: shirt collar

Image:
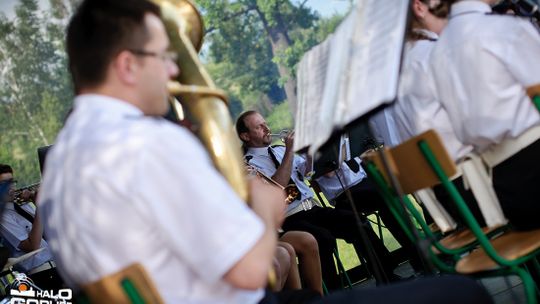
[246,146,270,156]
[450,1,492,18]
[412,28,439,40]
[74,94,144,118]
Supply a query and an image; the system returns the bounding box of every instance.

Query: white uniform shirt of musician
[0,202,54,273]
[245,146,315,216]
[38,12,274,304]
[429,0,540,152]
[315,159,367,203]
[392,28,473,161]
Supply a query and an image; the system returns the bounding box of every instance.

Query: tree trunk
[255,6,298,115]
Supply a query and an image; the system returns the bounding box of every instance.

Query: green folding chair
[79,263,164,304]
[365,130,540,304]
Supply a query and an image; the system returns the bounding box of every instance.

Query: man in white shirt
[0,164,63,291]
[237,110,410,289]
[37,0,494,303]
[430,0,540,231]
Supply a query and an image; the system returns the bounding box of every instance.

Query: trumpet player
[0,164,63,291]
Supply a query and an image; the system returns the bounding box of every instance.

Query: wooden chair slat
[456,229,540,274]
[82,263,164,304]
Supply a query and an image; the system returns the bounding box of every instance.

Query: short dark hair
[235,110,258,140]
[0,164,13,175]
[66,0,161,91]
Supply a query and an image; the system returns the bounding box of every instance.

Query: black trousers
[332,178,424,272]
[260,275,493,304]
[282,205,395,290]
[433,176,487,228]
[492,138,540,231]
[29,267,64,291]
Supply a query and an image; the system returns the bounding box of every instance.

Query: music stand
[37,145,52,175]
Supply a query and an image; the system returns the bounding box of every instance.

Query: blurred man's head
[67,0,179,115]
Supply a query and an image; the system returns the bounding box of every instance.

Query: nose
[168,60,180,78]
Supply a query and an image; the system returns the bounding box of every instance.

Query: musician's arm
[18,207,43,252]
[224,179,285,289]
[272,133,296,187]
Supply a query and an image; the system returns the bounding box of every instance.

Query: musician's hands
[283,130,295,152]
[249,178,286,228]
[21,189,37,202]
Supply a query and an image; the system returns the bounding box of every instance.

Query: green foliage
[195,0,320,113]
[0,0,74,186]
[274,14,345,80]
[195,0,346,120]
[265,102,293,134]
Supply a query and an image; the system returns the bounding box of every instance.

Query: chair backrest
[526,86,540,112]
[368,130,457,194]
[533,95,540,112]
[81,263,164,304]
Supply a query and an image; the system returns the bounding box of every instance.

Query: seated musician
[385,0,487,228]
[236,110,403,289]
[37,0,493,303]
[0,164,63,291]
[315,158,423,273]
[429,0,540,231]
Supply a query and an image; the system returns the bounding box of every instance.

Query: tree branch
[205,6,257,35]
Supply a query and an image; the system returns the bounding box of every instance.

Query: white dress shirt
[245,146,314,215]
[38,94,264,304]
[393,29,473,160]
[0,202,53,272]
[429,1,540,152]
[315,159,367,203]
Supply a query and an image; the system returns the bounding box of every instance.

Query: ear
[239,132,250,143]
[113,50,138,86]
[412,0,428,19]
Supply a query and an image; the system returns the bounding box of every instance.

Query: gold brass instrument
[153,0,248,202]
[245,163,300,204]
[12,182,39,205]
[151,0,275,286]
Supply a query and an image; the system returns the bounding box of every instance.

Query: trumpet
[12,182,40,205]
[270,129,292,143]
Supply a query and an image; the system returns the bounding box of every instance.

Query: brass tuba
[152,0,249,202]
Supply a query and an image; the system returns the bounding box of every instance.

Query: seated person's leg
[277,241,302,291]
[309,207,397,284]
[280,231,323,295]
[281,217,341,291]
[273,244,292,292]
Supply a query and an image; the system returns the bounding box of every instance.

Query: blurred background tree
[0,0,77,185]
[0,0,347,185]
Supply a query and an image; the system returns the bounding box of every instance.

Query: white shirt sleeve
[0,211,28,251]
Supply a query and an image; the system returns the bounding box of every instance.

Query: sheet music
[294,0,409,155]
[294,36,332,151]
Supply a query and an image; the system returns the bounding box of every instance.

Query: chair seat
[432,227,496,254]
[456,229,540,274]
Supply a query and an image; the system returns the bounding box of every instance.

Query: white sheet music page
[294,0,409,155]
[294,36,332,151]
